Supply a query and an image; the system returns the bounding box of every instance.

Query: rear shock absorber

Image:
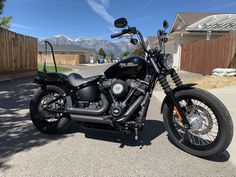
[170,69,182,87]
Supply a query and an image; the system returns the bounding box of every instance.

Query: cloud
[109,26,119,33]
[11,23,37,30]
[100,0,109,8]
[86,0,114,24]
[138,0,153,12]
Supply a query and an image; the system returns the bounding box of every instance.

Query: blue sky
[3,0,236,40]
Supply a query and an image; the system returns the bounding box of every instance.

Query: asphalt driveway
[0,66,236,177]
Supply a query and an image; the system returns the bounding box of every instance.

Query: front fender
[160,83,197,113]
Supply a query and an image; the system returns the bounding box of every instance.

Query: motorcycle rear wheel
[30,85,71,134]
[163,88,233,157]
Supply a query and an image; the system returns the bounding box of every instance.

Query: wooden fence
[181,31,236,75]
[38,52,90,65]
[0,28,37,81]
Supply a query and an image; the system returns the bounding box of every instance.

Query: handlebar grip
[111,32,123,38]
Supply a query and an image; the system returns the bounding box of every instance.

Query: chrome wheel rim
[173,99,219,147]
[38,92,64,123]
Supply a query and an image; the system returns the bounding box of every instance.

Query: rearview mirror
[130,38,138,45]
[163,20,169,29]
[114,18,128,28]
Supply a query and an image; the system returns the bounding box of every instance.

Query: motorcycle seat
[68,73,102,87]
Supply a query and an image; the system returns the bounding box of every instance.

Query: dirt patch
[185,76,236,89]
[155,70,236,90]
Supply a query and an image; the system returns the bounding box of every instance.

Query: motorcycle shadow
[167,137,231,162]
[203,151,230,162]
[67,120,231,162]
[68,119,166,148]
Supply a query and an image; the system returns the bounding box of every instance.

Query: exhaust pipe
[116,95,145,122]
[66,94,109,116]
[70,114,111,124]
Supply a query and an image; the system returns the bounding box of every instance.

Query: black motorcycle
[30,18,233,157]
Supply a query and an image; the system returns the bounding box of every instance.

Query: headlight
[161,53,173,69]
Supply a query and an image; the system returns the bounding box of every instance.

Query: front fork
[149,57,190,127]
[157,69,191,128]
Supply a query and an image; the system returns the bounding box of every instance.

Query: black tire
[30,85,71,134]
[163,88,234,157]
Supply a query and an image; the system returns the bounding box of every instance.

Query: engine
[110,79,129,98]
[99,78,148,118]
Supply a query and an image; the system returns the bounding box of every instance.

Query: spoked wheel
[30,85,71,134]
[38,92,62,122]
[163,88,233,157]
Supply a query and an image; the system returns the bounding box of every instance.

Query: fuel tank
[104,57,147,80]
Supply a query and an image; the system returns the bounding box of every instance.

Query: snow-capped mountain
[39,35,74,45]
[38,35,134,56]
[74,37,90,42]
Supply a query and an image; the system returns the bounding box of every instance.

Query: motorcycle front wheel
[163,88,233,157]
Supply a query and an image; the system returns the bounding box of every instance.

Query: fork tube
[158,75,191,128]
[150,58,160,74]
[170,69,183,87]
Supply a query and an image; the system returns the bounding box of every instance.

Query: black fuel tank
[104,57,147,80]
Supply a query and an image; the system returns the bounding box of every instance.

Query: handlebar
[111,32,123,38]
[136,30,148,53]
[111,29,129,38]
[111,26,165,54]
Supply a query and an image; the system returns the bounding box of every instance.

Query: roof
[171,12,219,33]
[146,36,159,47]
[187,14,236,32]
[38,44,96,54]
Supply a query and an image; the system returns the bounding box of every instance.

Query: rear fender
[160,83,197,113]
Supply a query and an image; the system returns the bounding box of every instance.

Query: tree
[0,0,12,30]
[122,51,130,58]
[132,45,145,58]
[0,16,12,29]
[0,0,5,15]
[98,48,106,59]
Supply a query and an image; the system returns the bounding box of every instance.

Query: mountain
[39,35,74,45]
[38,35,134,56]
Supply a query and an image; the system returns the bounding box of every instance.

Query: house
[147,13,236,73]
[169,13,225,42]
[38,45,97,65]
[170,12,236,70]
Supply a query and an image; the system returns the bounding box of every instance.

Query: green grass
[38,64,73,73]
